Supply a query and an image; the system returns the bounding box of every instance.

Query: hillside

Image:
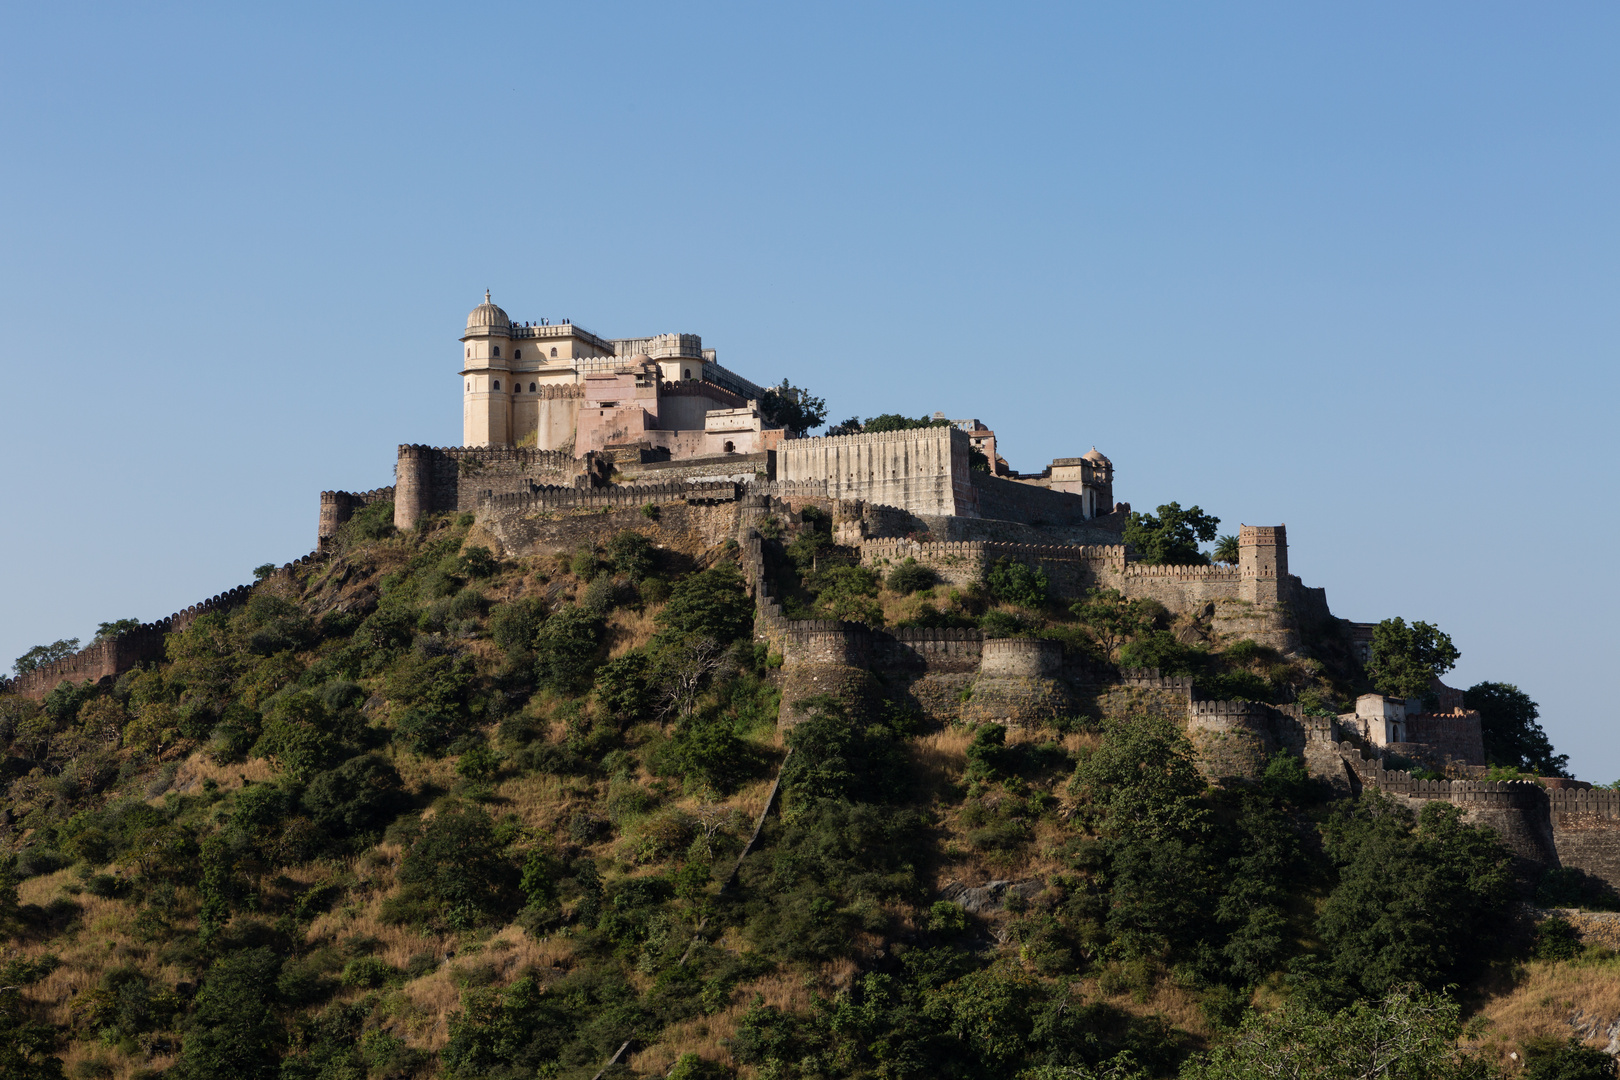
[1,499,1617,1080]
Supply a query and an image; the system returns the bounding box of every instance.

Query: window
[466,381,470,391]
[683,369,693,380]
[513,383,521,393]
[514,349,521,359]
[465,347,470,358]
[529,382,536,392]
[493,380,501,391]
[550,347,557,358]
[493,346,501,358]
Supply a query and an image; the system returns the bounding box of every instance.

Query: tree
[1068,714,1207,842]
[1315,796,1513,1000]
[1464,681,1569,777]
[176,948,284,1080]
[1123,503,1220,566]
[1366,618,1459,701]
[825,416,864,436]
[656,563,753,644]
[759,380,828,436]
[986,558,1048,610]
[1070,588,1159,658]
[395,805,519,929]
[94,619,141,641]
[1212,535,1240,566]
[862,413,952,433]
[12,638,79,676]
[1181,986,1496,1080]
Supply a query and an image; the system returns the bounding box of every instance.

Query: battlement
[788,425,958,451]
[659,379,747,409]
[480,481,740,513]
[1121,562,1240,580]
[861,539,1126,565]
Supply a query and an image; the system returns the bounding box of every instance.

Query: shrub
[393,708,467,756]
[570,547,606,580]
[340,956,398,988]
[581,574,628,615]
[176,948,284,1080]
[302,754,406,843]
[535,606,604,693]
[1521,1037,1617,1080]
[340,500,396,543]
[886,558,936,594]
[459,545,498,578]
[595,652,655,724]
[657,563,753,644]
[804,564,883,624]
[489,597,547,654]
[605,530,656,580]
[1531,917,1583,961]
[986,558,1048,609]
[391,805,519,930]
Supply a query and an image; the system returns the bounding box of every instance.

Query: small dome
[1081,446,1111,466]
[466,290,511,331]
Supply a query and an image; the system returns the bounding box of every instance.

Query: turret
[1238,525,1287,604]
[462,291,513,446]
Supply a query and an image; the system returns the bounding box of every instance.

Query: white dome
[1081,446,1111,467]
[466,290,511,331]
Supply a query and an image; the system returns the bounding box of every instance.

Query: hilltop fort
[10,294,1617,893]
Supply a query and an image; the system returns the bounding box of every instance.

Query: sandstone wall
[778,426,975,518]
[395,445,579,530]
[318,486,395,551]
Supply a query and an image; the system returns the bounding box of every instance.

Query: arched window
[514,349,521,359]
[493,380,501,391]
[550,347,557,358]
[466,381,470,391]
[492,346,501,358]
[513,383,521,393]
[683,369,693,380]
[529,382,536,392]
[723,440,735,454]
[465,347,470,358]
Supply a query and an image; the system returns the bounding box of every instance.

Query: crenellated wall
[318,486,395,551]
[394,444,579,530]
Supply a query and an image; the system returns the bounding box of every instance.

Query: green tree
[1366,618,1459,701]
[604,529,655,580]
[0,1001,65,1080]
[862,413,953,433]
[1464,681,1568,777]
[94,618,141,641]
[986,558,1049,610]
[1180,986,1495,1080]
[535,605,605,693]
[395,805,519,929]
[176,948,284,1080]
[1315,796,1513,1000]
[1522,1037,1616,1080]
[759,380,828,436]
[656,563,753,644]
[11,638,79,676]
[1070,588,1159,658]
[1069,714,1207,842]
[1212,535,1240,566]
[1123,503,1220,566]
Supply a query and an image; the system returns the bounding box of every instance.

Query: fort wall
[778,426,975,518]
[318,486,395,552]
[394,444,580,530]
[968,470,1091,527]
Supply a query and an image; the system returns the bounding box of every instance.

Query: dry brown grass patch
[1467,958,1620,1066]
[168,752,276,795]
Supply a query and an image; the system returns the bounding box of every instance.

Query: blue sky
[2,3,1616,778]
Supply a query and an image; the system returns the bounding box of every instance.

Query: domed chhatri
[1081,446,1111,466]
[466,290,511,330]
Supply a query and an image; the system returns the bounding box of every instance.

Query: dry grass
[1078,971,1215,1048]
[166,751,276,795]
[627,964,831,1076]
[1466,958,1620,1067]
[605,604,662,657]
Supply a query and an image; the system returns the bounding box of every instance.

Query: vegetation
[0,506,1596,1078]
[1466,681,1570,777]
[758,380,829,436]
[1123,503,1221,566]
[1366,617,1460,701]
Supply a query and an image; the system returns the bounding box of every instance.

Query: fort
[9,293,1614,895]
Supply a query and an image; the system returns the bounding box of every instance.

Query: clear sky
[2,3,1615,778]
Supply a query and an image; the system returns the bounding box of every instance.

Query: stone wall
[778,426,975,518]
[618,452,773,484]
[1,551,327,699]
[394,445,579,530]
[1548,789,1620,889]
[968,470,1091,527]
[477,484,746,557]
[318,486,395,552]
[860,538,1123,595]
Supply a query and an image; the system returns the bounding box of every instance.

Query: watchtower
[1238,525,1287,604]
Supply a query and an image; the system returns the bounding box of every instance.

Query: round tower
[462,291,513,446]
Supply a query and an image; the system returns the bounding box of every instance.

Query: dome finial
[485,289,491,303]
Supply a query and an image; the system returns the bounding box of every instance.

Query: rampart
[968,470,1091,527]
[318,486,395,552]
[394,445,579,530]
[778,426,976,518]
[860,539,1124,594]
